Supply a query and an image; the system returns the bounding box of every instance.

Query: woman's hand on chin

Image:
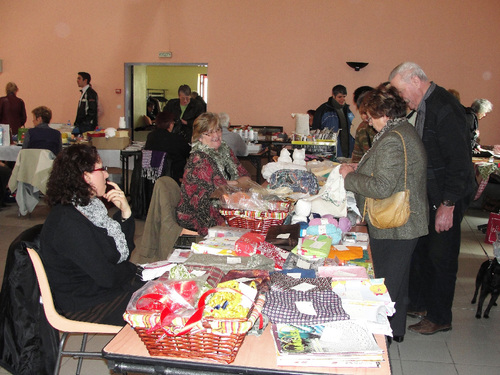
[103,181,132,219]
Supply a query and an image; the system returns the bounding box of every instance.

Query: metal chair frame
[26,248,121,375]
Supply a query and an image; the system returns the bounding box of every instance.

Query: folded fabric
[263,290,350,325]
[328,245,364,261]
[235,232,266,256]
[185,253,276,273]
[268,169,319,194]
[309,216,338,226]
[257,241,290,270]
[306,224,342,244]
[220,269,271,294]
[280,268,316,278]
[270,272,332,292]
[265,224,300,250]
[191,237,239,256]
[283,252,325,270]
[294,235,332,258]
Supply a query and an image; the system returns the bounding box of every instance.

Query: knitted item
[75,197,129,263]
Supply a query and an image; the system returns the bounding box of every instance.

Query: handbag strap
[392,130,408,190]
[361,129,408,220]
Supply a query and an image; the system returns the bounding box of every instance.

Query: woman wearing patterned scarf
[40,144,144,325]
[176,112,251,235]
[339,84,428,343]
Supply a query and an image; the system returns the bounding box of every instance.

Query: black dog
[471,258,500,319]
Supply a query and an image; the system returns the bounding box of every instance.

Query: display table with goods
[103,172,393,374]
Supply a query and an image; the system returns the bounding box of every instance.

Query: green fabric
[180,104,188,119]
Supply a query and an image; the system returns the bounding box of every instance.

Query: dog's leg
[476,286,486,319]
[472,261,488,304]
[483,292,499,318]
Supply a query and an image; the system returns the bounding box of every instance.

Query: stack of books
[271,321,384,367]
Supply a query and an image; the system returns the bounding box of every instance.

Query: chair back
[0,225,59,375]
[131,149,172,219]
[26,248,121,334]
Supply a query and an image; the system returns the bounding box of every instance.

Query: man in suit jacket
[23,106,62,156]
[74,72,98,134]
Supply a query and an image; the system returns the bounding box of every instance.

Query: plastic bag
[127,277,208,327]
[218,182,286,211]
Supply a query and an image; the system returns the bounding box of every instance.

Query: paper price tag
[227,257,241,264]
[310,241,327,249]
[334,245,349,251]
[292,282,317,292]
[295,301,317,315]
[277,233,291,239]
[296,258,311,269]
[287,273,302,279]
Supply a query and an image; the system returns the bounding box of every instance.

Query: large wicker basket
[220,201,291,236]
[126,294,266,364]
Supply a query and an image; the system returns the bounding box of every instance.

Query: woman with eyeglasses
[176,112,251,235]
[40,144,143,325]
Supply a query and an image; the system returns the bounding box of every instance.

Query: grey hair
[471,99,493,115]
[218,112,230,128]
[389,62,429,83]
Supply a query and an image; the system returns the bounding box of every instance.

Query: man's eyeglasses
[202,129,222,137]
[93,166,108,172]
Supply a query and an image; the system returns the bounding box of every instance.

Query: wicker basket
[220,201,291,236]
[129,294,266,364]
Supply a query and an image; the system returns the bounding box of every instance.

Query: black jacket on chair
[0,225,59,375]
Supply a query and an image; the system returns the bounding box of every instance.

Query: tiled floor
[0,201,499,374]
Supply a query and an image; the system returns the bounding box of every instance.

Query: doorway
[124,63,208,141]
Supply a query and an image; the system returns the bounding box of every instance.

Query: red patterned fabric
[257,241,290,270]
[177,149,249,235]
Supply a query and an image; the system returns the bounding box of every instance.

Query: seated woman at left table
[40,144,144,326]
[176,112,251,236]
[22,106,62,156]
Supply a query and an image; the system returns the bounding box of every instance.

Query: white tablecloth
[0,145,22,162]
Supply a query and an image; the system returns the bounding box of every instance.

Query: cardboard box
[91,136,130,150]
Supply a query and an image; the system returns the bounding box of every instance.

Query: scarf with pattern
[75,197,129,263]
[191,141,240,180]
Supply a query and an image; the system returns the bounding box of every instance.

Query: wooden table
[103,325,390,375]
[104,224,389,374]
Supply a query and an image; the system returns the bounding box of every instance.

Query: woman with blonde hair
[176,112,251,235]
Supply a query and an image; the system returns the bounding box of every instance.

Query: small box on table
[90,136,130,150]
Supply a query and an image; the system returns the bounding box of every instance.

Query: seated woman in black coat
[40,144,143,325]
[144,111,191,184]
